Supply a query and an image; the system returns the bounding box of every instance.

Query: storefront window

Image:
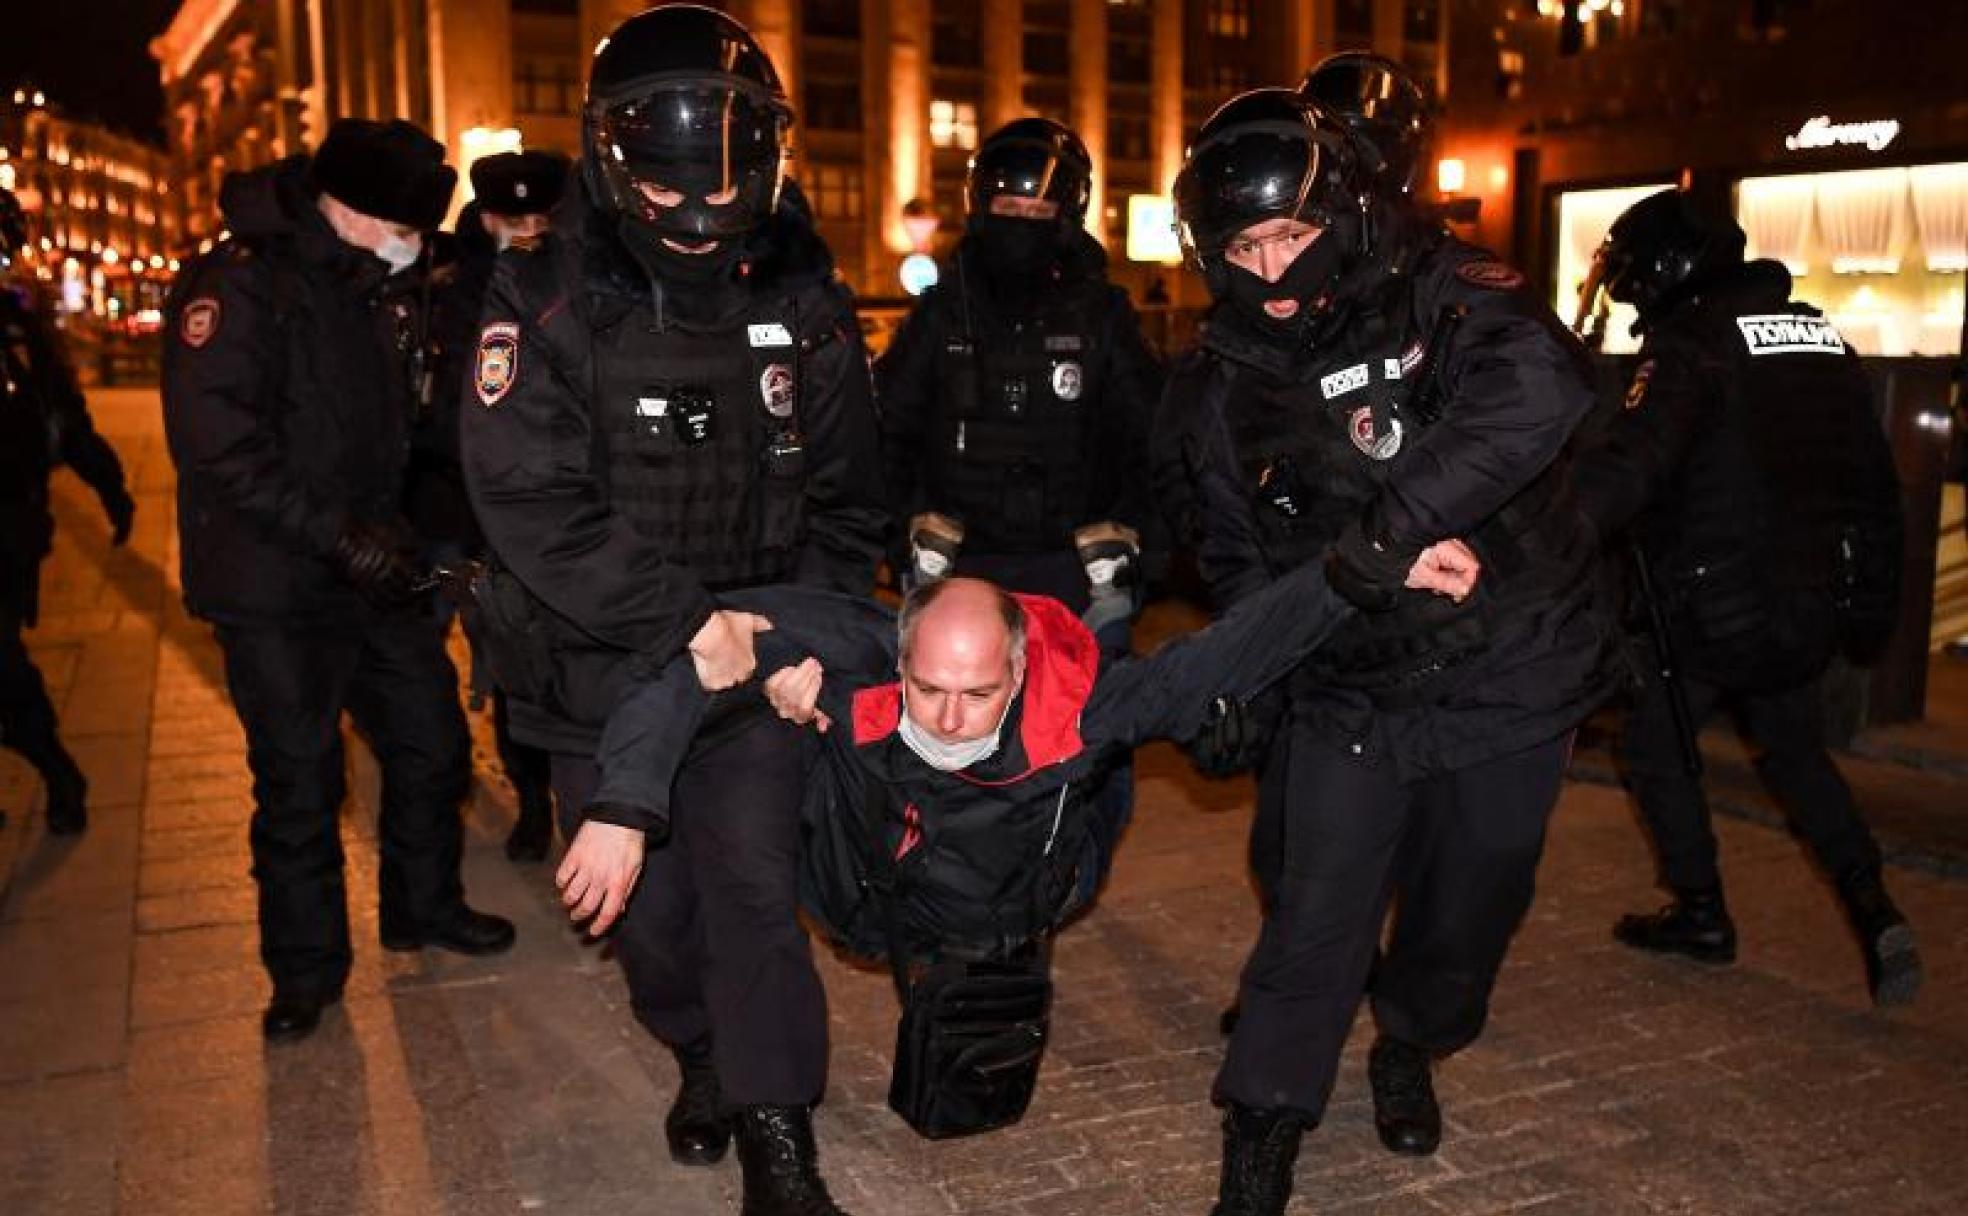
[1551,182,1673,355]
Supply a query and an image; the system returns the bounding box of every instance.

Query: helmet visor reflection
[1177,123,1324,258]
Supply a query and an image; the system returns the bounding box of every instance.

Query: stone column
[1256,0,1320,84]
[1373,0,1405,60]
[1070,0,1108,246]
[426,0,513,169]
[981,0,1023,132]
[863,0,931,293]
[733,0,802,116]
[1149,0,1184,195]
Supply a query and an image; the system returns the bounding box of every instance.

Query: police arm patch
[179,297,221,349]
[1454,260,1526,291]
[475,322,521,407]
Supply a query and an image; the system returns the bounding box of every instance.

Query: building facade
[152,0,1451,296]
[0,89,183,333]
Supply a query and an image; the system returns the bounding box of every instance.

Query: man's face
[482,211,551,249]
[635,179,736,253]
[987,194,1059,222]
[901,619,1022,745]
[1222,216,1326,319]
[318,194,422,261]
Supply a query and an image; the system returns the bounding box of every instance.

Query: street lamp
[900,197,940,253]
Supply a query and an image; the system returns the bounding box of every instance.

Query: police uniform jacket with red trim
[161,156,424,624]
[586,560,1350,962]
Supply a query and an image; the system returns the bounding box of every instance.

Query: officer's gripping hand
[1326,515,1425,612]
[907,512,965,589]
[99,485,135,547]
[332,519,419,606]
[764,656,832,733]
[558,820,645,937]
[1406,539,1481,602]
[687,609,773,691]
[1182,687,1287,778]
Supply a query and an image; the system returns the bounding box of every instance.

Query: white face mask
[897,690,1015,773]
[375,232,422,274]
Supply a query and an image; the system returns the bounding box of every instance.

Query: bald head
[898,578,1026,744]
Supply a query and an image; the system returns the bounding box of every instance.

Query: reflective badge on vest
[1399,341,1426,375]
[475,322,520,407]
[1625,360,1654,410]
[748,322,794,348]
[1321,363,1371,400]
[1045,335,1083,353]
[1736,314,1846,356]
[1349,405,1404,460]
[1051,360,1084,402]
[1455,260,1526,291]
[760,363,795,417]
[180,298,221,349]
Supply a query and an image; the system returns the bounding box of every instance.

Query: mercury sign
[1784,115,1901,154]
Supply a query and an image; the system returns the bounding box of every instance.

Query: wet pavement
[2,388,1965,1215]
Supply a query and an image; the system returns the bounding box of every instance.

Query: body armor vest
[1213,306,1589,703]
[924,286,1108,553]
[587,294,816,591]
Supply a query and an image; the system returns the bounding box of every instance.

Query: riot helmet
[1174,88,1367,336]
[1299,52,1429,198]
[1575,187,1747,333]
[583,4,792,245]
[963,118,1094,279]
[0,187,27,254]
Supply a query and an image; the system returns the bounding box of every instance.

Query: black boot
[734,1105,850,1216]
[1368,1036,1441,1156]
[665,1037,732,1166]
[1209,1103,1308,1216]
[1218,1000,1241,1037]
[1838,868,1922,1008]
[504,796,554,863]
[1613,886,1737,963]
[22,735,88,836]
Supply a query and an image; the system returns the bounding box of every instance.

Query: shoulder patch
[475,322,521,407]
[179,297,222,349]
[1735,313,1846,356]
[1454,260,1526,291]
[1624,360,1655,411]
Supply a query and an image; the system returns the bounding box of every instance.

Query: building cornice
[150,0,242,85]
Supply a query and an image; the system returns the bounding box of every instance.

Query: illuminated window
[1208,0,1251,38]
[930,100,978,151]
[807,164,864,221]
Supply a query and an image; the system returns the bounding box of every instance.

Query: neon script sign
[1784,115,1902,154]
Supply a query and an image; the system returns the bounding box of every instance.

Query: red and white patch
[1454,260,1526,291]
[1348,406,1404,461]
[179,298,221,348]
[475,323,521,407]
[759,363,795,417]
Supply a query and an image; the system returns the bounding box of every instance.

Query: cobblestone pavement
[2,390,1964,1215]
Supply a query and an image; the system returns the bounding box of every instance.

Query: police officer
[1160,88,1610,1213]
[876,118,1163,637]
[1571,188,1920,1007]
[162,119,515,1044]
[412,150,570,863]
[1,186,133,835]
[1299,51,1430,203]
[458,8,884,1212]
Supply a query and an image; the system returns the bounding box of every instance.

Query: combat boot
[733,1105,851,1216]
[665,1036,732,1166]
[1613,886,1736,963]
[1208,1103,1309,1216]
[1837,868,1922,1008]
[1368,1036,1442,1156]
[18,733,88,836]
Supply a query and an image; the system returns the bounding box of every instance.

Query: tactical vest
[1212,309,1590,705]
[923,288,1108,552]
[584,292,824,591]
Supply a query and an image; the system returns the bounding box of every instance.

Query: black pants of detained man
[1215,724,1571,1117]
[215,611,470,1001]
[551,708,828,1107]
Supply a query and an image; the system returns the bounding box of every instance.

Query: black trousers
[1216,725,1570,1119]
[552,709,828,1108]
[1621,667,1882,892]
[216,613,470,999]
[1,599,64,780]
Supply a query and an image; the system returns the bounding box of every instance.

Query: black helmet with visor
[1298,52,1429,198]
[584,4,792,243]
[966,118,1094,229]
[1574,187,1747,335]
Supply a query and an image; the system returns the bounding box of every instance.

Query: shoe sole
[1871,924,1922,1008]
[1612,928,1736,965]
[668,1141,731,1168]
[380,934,517,956]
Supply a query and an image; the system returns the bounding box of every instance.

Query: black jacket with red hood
[589,559,1351,964]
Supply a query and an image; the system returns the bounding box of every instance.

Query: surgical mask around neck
[376,232,422,274]
[897,690,1016,773]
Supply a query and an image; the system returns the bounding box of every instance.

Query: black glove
[332,519,419,607]
[1182,687,1287,778]
[1325,516,1422,613]
[99,486,135,546]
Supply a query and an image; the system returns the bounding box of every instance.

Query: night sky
[1,0,182,143]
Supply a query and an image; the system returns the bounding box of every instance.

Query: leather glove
[99,485,135,547]
[1326,515,1422,613]
[907,512,965,588]
[332,519,419,607]
[1182,687,1287,778]
[1074,520,1142,635]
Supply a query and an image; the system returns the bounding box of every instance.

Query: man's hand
[763,656,832,732]
[332,519,419,606]
[1405,539,1481,603]
[557,820,646,936]
[687,609,772,691]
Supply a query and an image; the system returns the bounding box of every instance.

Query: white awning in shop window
[1815,168,1909,275]
[1909,164,1968,273]
[1737,176,1815,276]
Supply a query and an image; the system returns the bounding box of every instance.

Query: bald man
[553,542,1479,968]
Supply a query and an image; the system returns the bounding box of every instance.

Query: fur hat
[470,150,572,217]
[310,119,457,230]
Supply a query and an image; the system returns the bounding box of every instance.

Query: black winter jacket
[161,156,424,624]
